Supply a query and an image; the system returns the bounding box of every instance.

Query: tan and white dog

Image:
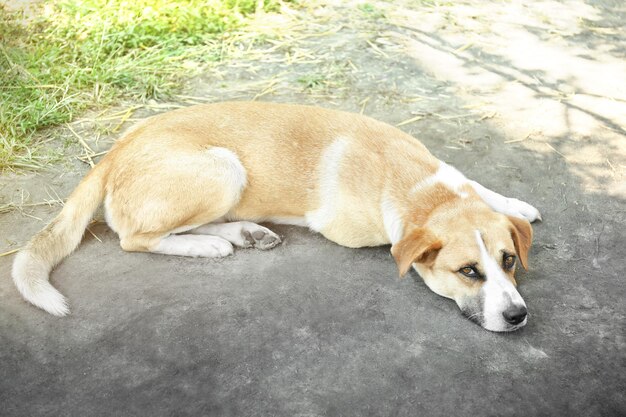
[12,102,541,331]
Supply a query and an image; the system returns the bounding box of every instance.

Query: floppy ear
[391,228,442,277]
[507,216,533,270]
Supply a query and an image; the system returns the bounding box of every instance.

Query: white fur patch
[381,194,403,244]
[103,194,118,234]
[475,230,526,331]
[191,222,252,244]
[153,235,233,257]
[469,180,541,222]
[12,250,69,316]
[411,161,469,198]
[208,147,247,196]
[435,162,468,190]
[305,138,349,232]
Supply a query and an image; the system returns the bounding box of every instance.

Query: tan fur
[391,228,442,276]
[12,101,535,324]
[507,215,533,269]
[412,206,526,300]
[11,160,108,315]
[100,102,441,249]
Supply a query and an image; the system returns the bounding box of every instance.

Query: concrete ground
[1,1,624,416]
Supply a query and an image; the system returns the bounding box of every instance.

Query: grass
[296,61,352,93]
[0,0,290,171]
[357,2,386,20]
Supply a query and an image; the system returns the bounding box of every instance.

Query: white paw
[508,198,542,223]
[241,223,282,250]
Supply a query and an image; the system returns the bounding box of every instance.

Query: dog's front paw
[508,198,542,223]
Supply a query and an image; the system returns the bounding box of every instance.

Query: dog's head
[391,204,532,332]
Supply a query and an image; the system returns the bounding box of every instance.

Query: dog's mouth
[461,308,528,332]
[462,308,484,326]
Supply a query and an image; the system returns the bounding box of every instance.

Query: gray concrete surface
[1,1,625,416]
[1,164,624,416]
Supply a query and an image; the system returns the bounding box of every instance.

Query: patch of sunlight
[384,0,626,196]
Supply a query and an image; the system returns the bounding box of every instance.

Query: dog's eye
[459,266,479,279]
[503,254,516,270]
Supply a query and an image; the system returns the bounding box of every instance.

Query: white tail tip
[12,251,70,317]
[23,284,70,317]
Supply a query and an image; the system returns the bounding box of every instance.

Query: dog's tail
[12,159,110,316]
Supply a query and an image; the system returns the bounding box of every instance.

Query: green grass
[357,2,386,20]
[297,74,327,89]
[0,0,289,170]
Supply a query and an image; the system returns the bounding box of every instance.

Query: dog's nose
[503,305,527,325]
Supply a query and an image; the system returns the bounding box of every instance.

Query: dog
[12,102,541,331]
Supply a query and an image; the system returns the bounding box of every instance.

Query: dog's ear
[507,216,533,270]
[391,228,442,277]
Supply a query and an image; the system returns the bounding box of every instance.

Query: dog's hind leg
[469,180,542,222]
[189,221,281,250]
[108,146,248,257]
